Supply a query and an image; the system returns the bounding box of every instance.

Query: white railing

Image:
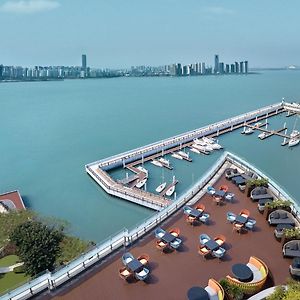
[1,152,229,300]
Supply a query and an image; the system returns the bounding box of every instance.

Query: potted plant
[263,199,292,220]
[219,278,244,300]
[281,228,300,246]
[246,178,269,197]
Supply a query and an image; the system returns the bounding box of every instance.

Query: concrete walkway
[0,262,24,274]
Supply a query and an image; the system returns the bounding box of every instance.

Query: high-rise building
[225,64,230,74]
[230,64,235,73]
[219,62,224,74]
[201,62,206,74]
[239,61,244,74]
[214,55,219,74]
[235,62,239,73]
[0,64,3,79]
[244,61,248,74]
[176,63,182,76]
[82,54,87,70]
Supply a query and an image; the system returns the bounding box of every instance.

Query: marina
[86,101,299,210]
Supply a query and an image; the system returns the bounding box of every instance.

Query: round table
[187,286,209,300]
[232,263,253,282]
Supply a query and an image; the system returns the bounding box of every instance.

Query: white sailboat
[165,185,175,197]
[156,182,167,193]
[135,178,147,188]
[171,152,183,160]
[178,150,190,159]
[151,160,163,167]
[288,116,300,147]
[158,157,170,166]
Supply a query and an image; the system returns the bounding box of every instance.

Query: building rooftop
[0,190,25,211]
[45,173,292,300]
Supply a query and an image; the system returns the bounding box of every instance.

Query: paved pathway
[0,262,23,274]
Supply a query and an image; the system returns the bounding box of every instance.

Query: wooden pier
[86,102,299,210]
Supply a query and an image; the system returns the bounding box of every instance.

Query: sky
[0,0,299,68]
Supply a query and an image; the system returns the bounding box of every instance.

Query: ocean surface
[1,71,300,242]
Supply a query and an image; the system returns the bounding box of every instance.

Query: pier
[86,102,298,210]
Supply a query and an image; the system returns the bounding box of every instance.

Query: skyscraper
[244,61,248,74]
[0,64,3,80]
[214,55,219,74]
[235,62,239,73]
[239,61,244,74]
[82,54,87,70]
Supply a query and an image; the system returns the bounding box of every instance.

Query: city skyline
[0,0,299,68]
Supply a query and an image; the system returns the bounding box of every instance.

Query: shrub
[219,278,244,300]
[283,228,300,240]
[13,265,25,274]
[247,178,269,188]
[266,199,292,210]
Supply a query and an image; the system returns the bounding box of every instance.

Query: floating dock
[86,102,299,210]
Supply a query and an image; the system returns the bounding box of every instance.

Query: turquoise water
[0,71,300,242]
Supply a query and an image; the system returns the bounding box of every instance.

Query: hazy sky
[0,0,299,68]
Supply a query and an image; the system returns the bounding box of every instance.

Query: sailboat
[155,169,166,193]
[258,123,268,139]
[135,178,147,188]
[165,176,176,197]
[288,116,300,147]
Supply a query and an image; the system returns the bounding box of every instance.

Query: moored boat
[165,185,175,197]
[171,153,183,160]
[258,132,268,139]
[151,160,163,167]
[135,178,147,188]
[155,182,167,193]
[158,157,170,166]
[288,138,300,147]
[178,151,189,159]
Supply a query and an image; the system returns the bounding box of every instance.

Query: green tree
[10,221,63,276]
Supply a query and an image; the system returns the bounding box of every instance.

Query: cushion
[260,266,267,278]
[205,286,217,297]
[251,269,263,282]
[280,212,288,219]
[273,212,280,219]
[290,243,299,251]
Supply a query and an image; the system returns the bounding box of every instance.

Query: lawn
[0,271,30,294]
[0,255,20,268]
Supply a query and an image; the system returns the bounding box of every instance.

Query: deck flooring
[44,173,292,300]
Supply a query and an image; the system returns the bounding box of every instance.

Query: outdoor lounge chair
[207,186,216,195]
[290,258,300,277]
[186,215,197,225]
[212,247,226,259]
[199,234,211,245]
[250,186,273,202]
[137,254,150,266]
[154,227,166,239]
[227,212,236,223]
[122,252,134,266]
[135,267,150,281]
[268,209,295,226]
[119,267,134,282]
[225,192,235,202]
[219,185,228,192]
[258,198,273,212]
[283,240,300,258]
[199,213,210,224]
[156,240,169,251]
[183,205,192,215]
[204,278,225,300]
[170,237,182,249]
[198,245,210,259]
[225,168,240,180]
[233,222,244,234]
[245,219,256,230]
[195,203,205,212]
[214,235,226,246]
[169,228,180,237]
[239,209,250,218]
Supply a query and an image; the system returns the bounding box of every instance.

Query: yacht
[242,127,254,135]
[155,182,167,193]
[171,152,183,160]
[193,138,207,146]
[290,130,300,138]
[178,151,190,159]
[189,147,201,154]
[135,178,147,188]
[151,160,163,167]
[158,157,170,166]
[258,132,268,139]
[193,143,213,152]
[288,138,300,147]
[165,185,175,197]
[136,166,148,177]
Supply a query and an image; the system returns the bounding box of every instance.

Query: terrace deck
[45,174,292,300]
[0,190,25,210]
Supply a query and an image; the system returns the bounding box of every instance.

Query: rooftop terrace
[44,171,293,300]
